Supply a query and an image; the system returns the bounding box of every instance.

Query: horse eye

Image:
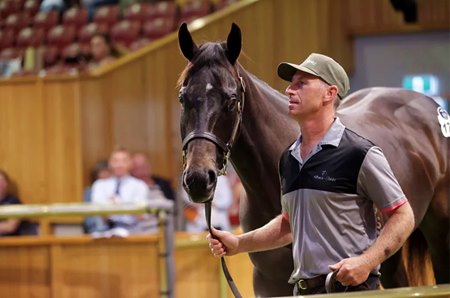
[227,94,237,111]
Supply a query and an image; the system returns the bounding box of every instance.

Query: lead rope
[205,201,242,298]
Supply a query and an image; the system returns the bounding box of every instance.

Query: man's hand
[207,227,239,257]
[329,255,372,286]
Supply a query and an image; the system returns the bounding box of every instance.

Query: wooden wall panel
[42,79,83,203]
[0,79,48,203]
[0,245,50,297]
[51,240,160,298]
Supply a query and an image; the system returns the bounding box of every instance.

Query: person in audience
[83,159,111,233]
[181,174,233,232]
[0,169,38,236]
[88,33,120,70]
[40,0,66,13]
[226,166,244,228]
[131,152,175,201]
[90,148,154,234]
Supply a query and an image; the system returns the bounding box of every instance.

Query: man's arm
[0,219,20,235]
[208,212,292,257]
[329,201,415,286]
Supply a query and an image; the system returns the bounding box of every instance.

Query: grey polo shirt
[279,118,406,283]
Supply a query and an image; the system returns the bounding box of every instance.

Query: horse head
[177,23,244,203]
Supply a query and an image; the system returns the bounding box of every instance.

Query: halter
[181,75,246,176]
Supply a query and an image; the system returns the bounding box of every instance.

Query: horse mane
[177,42,239,88]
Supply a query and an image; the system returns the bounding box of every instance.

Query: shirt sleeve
[212,176,233,210]
[357,146,407,213]
[91,180,108,204]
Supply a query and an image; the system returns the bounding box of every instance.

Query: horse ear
[226,23,242,65]
[178,23,198,61]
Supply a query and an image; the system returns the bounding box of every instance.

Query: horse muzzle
[182,168,217,203]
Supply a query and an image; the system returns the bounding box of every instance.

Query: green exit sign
[403,74,439,96]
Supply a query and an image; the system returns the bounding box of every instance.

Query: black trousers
[293,274,380,296]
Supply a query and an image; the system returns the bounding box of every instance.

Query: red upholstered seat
[33,10,60,32]
[63,7,89,29]
[0,0,22,19]
[0,29,15,51]
[110,20,141,48]
[179,0,211,24]
[141,17,176,40]
[149,1,177,19]
[4,13,29,34]
[16,27,45,49]
[23,0,40,17]
[93,5,119,27]
[46,25,77,49]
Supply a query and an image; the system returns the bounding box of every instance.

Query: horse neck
[231,67,298,213]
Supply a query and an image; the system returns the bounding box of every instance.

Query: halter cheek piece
[181,75,246,176]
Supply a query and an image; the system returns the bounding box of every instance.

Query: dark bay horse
[177,23,449,297]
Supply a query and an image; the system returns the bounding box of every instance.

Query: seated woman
[0,169,38,236]
[88,33,121,70]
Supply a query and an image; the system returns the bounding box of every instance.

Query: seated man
[90,148,154,234]
[0,169,38,236]
[131,152,175,201]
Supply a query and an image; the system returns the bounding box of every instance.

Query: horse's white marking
[206,83,213,91]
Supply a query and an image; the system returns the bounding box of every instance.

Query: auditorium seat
[0,29,15,51]
[78,22,109,43]
[93,5,119,27]
[0,0,22,19]
[4,13,29,34]
[0,47,23,60]
[46,25,76,50]
[16,27,45,49]
[63,7,89,29]
[141,17,176,41]
[149,1,177,19]
[23,0,40,18]
[33,10,60,33]
[110,20,141,49]
[179,0,211,24]
[42,45,60,68]
[123,3,152,26]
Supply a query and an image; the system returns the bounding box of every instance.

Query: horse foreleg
[252,267,294,297]
[421,214,450,284]
[380,249,409,288]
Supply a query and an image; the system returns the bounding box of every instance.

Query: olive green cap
[277,53,350,99]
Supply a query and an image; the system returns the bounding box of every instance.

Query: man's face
[285,71,329,120]
[131,155,150,179]
[109,151,132,177]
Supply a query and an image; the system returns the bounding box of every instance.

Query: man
[91,148,153,234]
[208,53,415,295]
[131,152,175,201]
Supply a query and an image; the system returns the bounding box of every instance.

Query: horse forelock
[177,42,238,88]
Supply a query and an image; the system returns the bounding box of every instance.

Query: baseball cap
[277,53,350,99]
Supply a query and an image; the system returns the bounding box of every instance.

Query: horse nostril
[207,169,217,186]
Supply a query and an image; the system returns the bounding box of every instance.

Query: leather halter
[181,75,246,176]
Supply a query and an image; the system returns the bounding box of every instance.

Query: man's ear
[325,85,339,104]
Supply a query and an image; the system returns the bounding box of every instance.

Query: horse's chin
[187,191,214,204]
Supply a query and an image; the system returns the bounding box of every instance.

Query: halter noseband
[181,75,245,176]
